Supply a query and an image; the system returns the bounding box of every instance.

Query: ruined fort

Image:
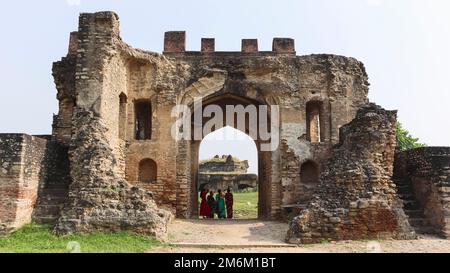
[0,11,449,243]
[198,155,258,192]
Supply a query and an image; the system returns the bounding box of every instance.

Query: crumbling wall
[54,112,171,238]
[0,134,47,233]
[199,155,249,174]
[394,148,450,238]
[198,173,258,192]
[54,12,172,239]
[52,32,77,146]
[280,55,368,208]
[48,11,413,227]
[121,50,188,215]
[286,104,415,243]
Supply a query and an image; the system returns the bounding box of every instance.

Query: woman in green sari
[215,190,226,219]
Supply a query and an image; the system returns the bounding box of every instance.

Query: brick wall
[0,134,47,233]
[394,147,450,238]
[287,104,415,243]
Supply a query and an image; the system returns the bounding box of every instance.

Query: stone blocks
[241,39,258,53]
[201,38,215,52]
[273,38,295,54]
[164,31,186,53]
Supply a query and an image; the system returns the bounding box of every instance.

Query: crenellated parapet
[163,31,295,55]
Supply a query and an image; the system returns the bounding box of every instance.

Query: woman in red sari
[225,188,234,219]
[199,189,211,219]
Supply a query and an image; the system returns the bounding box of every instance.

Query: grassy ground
[0,223,162,253]
[233,191,258,219]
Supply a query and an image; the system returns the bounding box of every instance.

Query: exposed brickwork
[394,148,450,238]
[164,31,186,53]
[286,104,416,243]
[0,11,448,244]
[50,12,173,238]
[45,12,393,232]
[32,140,71,224]
[201,38,215,53]
[54,111,172,239]
[52,53,76,145]
[0,134,47,233]
[273,38,295,54]
[241,39,258,53]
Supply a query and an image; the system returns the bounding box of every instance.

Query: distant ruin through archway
[198,126,259,219]
[186,94,276,220]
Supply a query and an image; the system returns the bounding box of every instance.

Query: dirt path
[153,219,450,253]
[167,219,289,246]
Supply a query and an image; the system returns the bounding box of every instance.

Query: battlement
[163,31,296,55]
[63,12,296,57]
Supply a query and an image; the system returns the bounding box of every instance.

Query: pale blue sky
[200,127,259,174]
[0,0,449,173]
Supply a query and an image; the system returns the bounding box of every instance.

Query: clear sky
[200,127,259,174]
[0,0,449,173]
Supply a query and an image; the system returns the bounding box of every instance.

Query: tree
[396,122,426,151]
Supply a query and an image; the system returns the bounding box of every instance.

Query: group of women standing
[199,188,234,219]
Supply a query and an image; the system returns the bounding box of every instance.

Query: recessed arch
[188,93,272,141]
[300,160,320,185]
[138,158,157,183]
[119,92,128,139]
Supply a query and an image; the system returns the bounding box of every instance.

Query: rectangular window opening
[135,101,152,140]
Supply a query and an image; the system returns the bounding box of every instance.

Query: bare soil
[150,219,450,253]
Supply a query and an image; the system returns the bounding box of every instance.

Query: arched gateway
[45,12,417,240]
[5,11,449,243]
[180,93,278,219]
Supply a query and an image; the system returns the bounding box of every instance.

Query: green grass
[233,191,258,219]
[0,223,163,253]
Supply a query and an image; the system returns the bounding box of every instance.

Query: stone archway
[190,94,272,219]
[196,126,260,219]
[178,93,280,220]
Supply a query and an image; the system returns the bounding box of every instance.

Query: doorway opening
[186,93,274,220]
[198,126,259,219]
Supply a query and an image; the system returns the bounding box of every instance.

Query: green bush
[396,122,426,151]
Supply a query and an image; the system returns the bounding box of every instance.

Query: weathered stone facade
[0,134,47,233]
[198,173,258,192]
[199,155,249,174]
[394,148,450,238]
[0,11,449,243]
[198,155,258,192]
[48,11,371,221]
[286,104,415,243]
